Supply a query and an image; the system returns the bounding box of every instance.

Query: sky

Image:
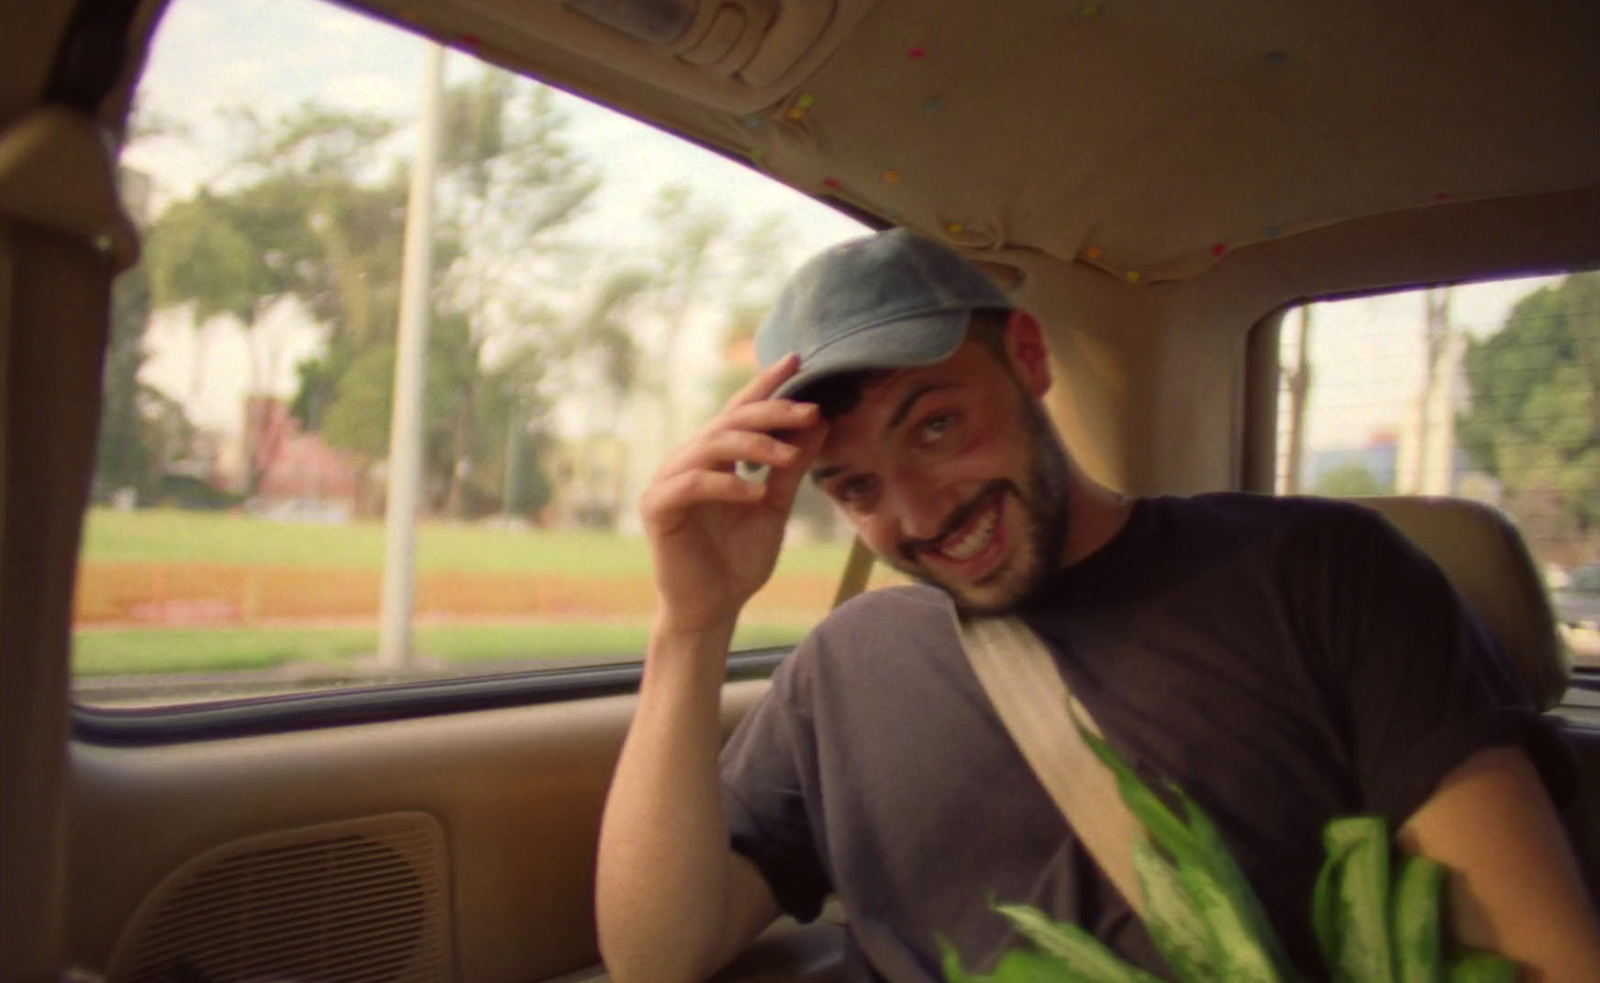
[123,0,866,436]
[120,0,1563,459]
[1294,276,1563,455]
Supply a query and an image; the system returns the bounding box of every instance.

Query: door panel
[1563,721,1600,901]
[67,678,772,983]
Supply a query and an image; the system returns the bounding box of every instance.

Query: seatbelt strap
[830,534,876,609]
[952,612,1146,919]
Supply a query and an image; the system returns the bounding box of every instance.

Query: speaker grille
[108,813,452,983]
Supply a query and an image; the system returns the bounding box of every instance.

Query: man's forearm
[596,619,743,983]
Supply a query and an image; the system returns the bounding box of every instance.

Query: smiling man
[595,230,1600,983]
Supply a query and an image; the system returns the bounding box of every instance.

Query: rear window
[1274,271,1600,715]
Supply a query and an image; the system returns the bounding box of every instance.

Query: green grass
[75,508,850,685]
[73,620,810,676]
[81,507,856,577]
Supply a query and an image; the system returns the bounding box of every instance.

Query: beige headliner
[6,0,1598,301]
[320,0,1598,284]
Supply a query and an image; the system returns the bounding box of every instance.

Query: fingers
[764,419,830,511]
[669,422,807,476]
[640,467,765,530]
[723,353,800,411]
[658,400,819,478]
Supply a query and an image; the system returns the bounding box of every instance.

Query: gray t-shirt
[719,494,1565,982]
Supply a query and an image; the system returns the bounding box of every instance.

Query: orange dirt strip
[74,562,839,627]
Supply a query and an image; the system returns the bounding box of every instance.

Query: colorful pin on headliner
[1433,191,1454,202]
[1084,246,1104,261]
[786,93,816,121]
[883,170,902,184]
[460,33,482,46]
[822,177,842,190]
[947,223,965,236]
[1266,50,1288,65]
[1081,3,1102,16]
[1265,225,1282,238]
[1211,242,1228,257]
[922,97,943,113]
[907,47,927,60]
[743,115,763,130]
[1124,270,1142,284]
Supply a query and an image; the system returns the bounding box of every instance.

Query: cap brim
[771,308,973,401]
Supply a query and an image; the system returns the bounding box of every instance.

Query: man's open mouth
[935,497,1001,561]
[926,492,1009,569]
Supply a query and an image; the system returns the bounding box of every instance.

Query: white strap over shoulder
[952,612,1145,919]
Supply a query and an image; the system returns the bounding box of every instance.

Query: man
[596,230,1600,983]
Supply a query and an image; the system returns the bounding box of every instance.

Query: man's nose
[889,470,955,543]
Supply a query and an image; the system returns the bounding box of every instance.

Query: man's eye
[919,413,957,443]
[839,476,877,503]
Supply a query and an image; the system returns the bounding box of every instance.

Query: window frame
[71,646,790,745]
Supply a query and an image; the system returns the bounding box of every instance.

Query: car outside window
[1274,272,1600,718]
[79,0,865,709]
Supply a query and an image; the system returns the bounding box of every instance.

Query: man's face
[809,334,1073,615]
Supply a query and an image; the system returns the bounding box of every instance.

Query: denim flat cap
[755,229,1013,400]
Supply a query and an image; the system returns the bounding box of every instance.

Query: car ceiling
[7,0,1600,288]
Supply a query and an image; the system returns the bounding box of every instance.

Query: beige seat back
[1352,496,1570,711]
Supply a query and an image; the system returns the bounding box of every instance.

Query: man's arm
[595,355,828,983]
[596,623,783,983]
[1399,746,1600,983]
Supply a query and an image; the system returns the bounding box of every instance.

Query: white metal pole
[378,42,445,670]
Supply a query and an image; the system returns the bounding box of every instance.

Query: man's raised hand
[639,354,827,640]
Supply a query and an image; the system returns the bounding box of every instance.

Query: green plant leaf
[1175,860,1291,983]
[1323,818,1395,983]
[993,903,1167,983]
[1447,952,1519,983]
[1312,829,1360,971]
[1181,796,1297,975]
[1392,856,1447,983]
[1132,839,1221,983]
[940,935,1100,983]
[1074,724,1203,869]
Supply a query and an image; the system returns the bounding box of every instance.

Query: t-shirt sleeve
[719,647,831,922]
[1310,506,1574,826]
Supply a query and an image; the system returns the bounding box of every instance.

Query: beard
[886,396,1073,617]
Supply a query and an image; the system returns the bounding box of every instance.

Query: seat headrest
[1349,497,1569,711]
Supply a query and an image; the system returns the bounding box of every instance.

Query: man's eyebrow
[888,383,956,430]
[810,383,957,484]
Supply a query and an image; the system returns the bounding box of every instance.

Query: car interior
[2,1,1598,983]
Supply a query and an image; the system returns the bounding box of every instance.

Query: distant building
[1308,432,1399,492]
[223,397,364,514]
[547,434,627,528]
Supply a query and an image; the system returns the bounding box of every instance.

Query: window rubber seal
[71,647,789,746]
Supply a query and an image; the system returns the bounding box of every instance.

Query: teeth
[939,505,998,561]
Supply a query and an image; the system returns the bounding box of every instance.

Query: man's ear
[1003,309,1052,396]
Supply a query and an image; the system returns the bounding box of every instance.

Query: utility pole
[502,413,520,524]
[1284,305,1314,494]
[378,42,445,670]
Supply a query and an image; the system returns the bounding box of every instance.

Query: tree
[1312,464,1385,497]
[432,69,600,517]
[1459,272,1600,544]
[141,86,596,516]
[95,258,155,499]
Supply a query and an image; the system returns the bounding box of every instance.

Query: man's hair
[793,308,1014,421]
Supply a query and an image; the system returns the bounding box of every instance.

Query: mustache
[899,479,1018,563]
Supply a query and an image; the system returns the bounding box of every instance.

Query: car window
[1570,567,1600,594]
[80,0,866,708]
[1274,270,1600,713]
